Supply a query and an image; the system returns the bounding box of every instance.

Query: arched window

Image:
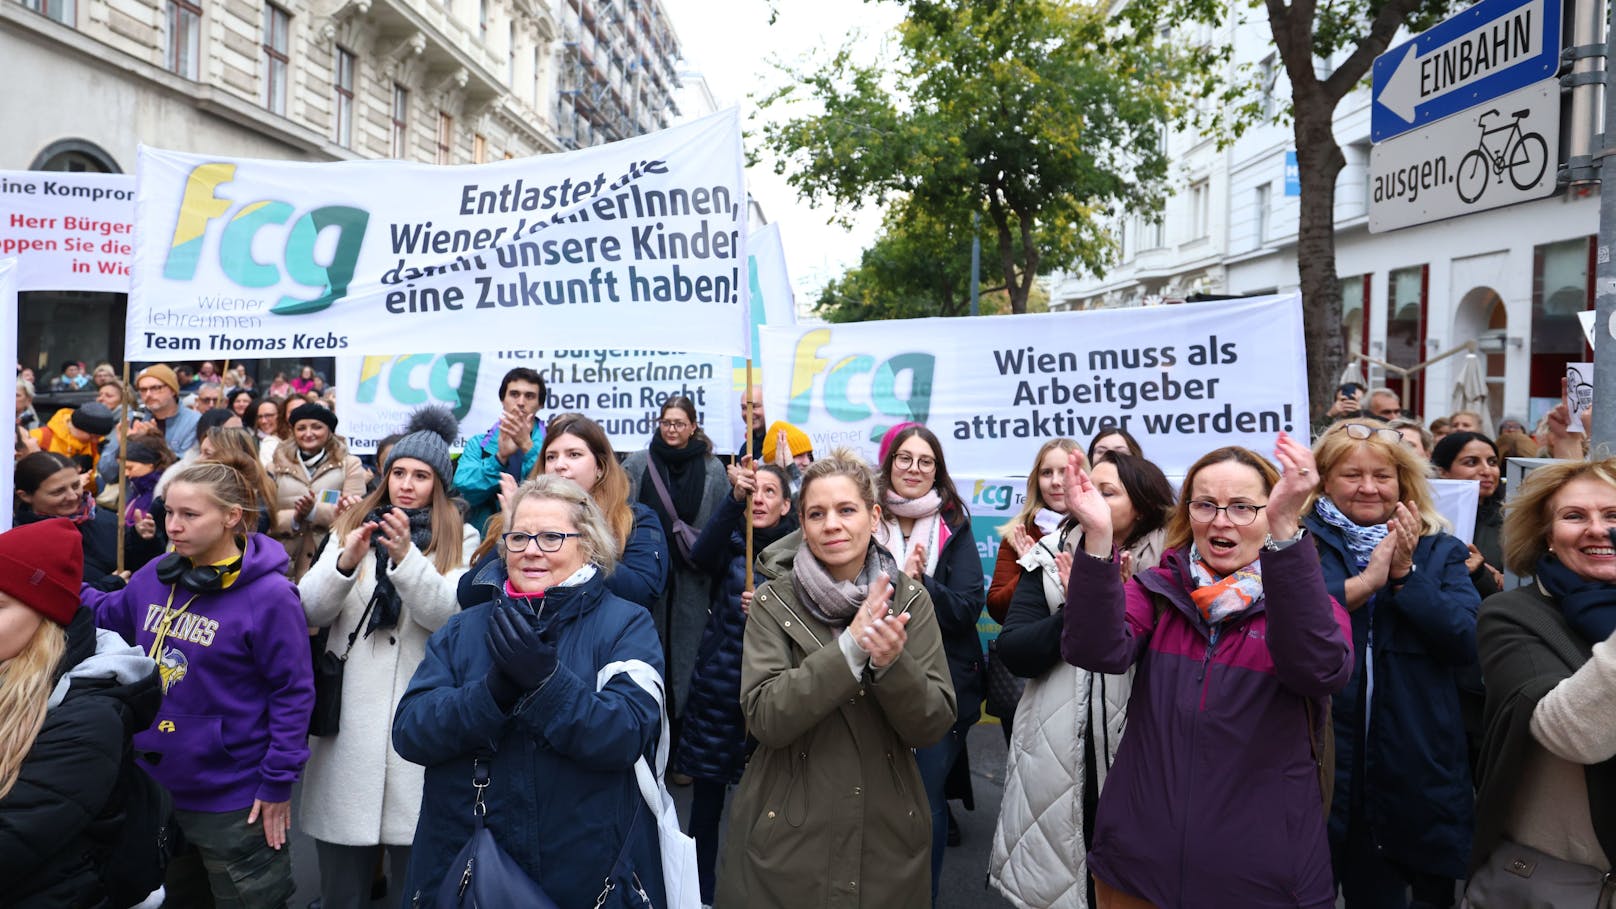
[29,139,121,173]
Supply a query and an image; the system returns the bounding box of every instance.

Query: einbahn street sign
[1368,79,1560,232]
[1371,0,1562,143]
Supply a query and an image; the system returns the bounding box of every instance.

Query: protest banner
[759,293,1310,478]
[0,171,135,292]
[334,348,734,455]
[129,109,749,360]
[1,258,18,529]
[726,222,797,453]
[1431,478,1481,546]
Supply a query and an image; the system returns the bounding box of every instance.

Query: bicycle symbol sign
[1453,107,1550,203]
[1368,78,1560,233]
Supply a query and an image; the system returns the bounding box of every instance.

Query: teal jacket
[452,419,545,535]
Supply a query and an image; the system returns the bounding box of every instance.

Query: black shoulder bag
[433,757,559,909]
[308,589,379,737]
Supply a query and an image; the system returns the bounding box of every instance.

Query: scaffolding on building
[556,0,682,149]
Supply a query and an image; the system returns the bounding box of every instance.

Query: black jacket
[671,495,795,784]
[0,609,163,909]
[13,507,159,585]
[997,547,1065,680]
[918,509,986,730]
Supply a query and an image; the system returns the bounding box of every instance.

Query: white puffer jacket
[988,538,1134,909]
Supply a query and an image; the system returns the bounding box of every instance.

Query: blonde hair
[503,474,619,574]
[0,620,67,799]
[1309,424,1447,535]
[1502,458,1616,576]
[206,428,276,519]
[1000,439,1081,538]
[165,460,258,532]
[333,468,466,575]
[797,447,880,517]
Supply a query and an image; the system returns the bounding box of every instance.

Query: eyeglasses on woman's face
[502,530,582,553]
[1187,500,1267,525]
[657,419,690,431]
[893,453,936,473]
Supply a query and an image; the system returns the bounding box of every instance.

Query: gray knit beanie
[384,406,459,489]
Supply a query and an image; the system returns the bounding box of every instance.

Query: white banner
[333,348,735,455]
[0,171,135,292]
[1430,477,1480,546]
[2,258,18,530]
[129,109,750,359]
[759,294,1310,478]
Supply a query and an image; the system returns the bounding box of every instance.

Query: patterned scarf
[877,489,946,576]
[792,542,901,629]
[1187,543,1265,625]
[1313,497,1389,570]
[66,493,97,526]
[362,506,436,636]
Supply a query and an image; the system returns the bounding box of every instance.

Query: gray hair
[1386,417,1434,455]
[504,474,619,574]
[15,379,32,400]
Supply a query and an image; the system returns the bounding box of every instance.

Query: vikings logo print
[157,647,189,693]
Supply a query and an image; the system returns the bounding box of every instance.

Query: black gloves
[485,601,559,710]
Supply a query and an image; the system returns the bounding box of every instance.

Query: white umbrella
[1451,353,1493,435]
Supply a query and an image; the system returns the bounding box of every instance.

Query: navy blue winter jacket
[393,560,666,909]
[1306,514,1479,879]
[670,495,795,784]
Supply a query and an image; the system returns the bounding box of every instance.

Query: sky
[657,0,906,310]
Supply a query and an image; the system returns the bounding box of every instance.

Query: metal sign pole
[1594,0,1616,449]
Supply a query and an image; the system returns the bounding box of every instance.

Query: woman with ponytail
[0,519,161,909]
[83,459,314,908]
[874,422,985,899]
[296,406,478,909]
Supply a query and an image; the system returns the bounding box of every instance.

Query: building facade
[4,0,684,373]
[1051,13,1598,428]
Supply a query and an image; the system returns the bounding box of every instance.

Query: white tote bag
[597,660,701,909]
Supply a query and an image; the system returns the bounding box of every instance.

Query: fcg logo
[356,354,481,420]
[162,162,370,315]
[971,481,1015,511]
[785,328,935,442]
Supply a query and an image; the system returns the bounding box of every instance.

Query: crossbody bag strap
[642,456,681,525]
[338,561,383,659]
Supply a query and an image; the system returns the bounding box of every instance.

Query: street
[288,721,1016,909]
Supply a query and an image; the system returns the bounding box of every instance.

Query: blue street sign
[1371,0,1562,143]
[1284,151,1300,196]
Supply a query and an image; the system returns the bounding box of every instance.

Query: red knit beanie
[0,519,83,626]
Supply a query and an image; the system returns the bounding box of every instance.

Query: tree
[1261,0,1461,412]
[760,0,1204,314]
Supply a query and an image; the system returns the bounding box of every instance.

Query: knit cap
[0,519,83,626]
[70,402,117,437]
[877,421,923,465]
[289,402,339,433]
[761,421,813,463]
[385,405,460,488]
[135,364,180,396]
[124,437,165,465]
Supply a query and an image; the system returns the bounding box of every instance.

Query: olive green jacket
[715,534,956,909]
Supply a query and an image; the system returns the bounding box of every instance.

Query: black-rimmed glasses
[501,531,581,553]
[1187,501,1267,525]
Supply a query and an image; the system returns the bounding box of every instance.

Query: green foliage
[760,0,1210,315]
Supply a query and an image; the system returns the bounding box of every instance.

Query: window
[19,0,74,26]
[333,47,355,147]
[1387,265,1427,405]
[1254,183,1271,244]
[1259,53,1278,118]
[436,111,453,165]
[507,22,517,89]
[1340,274,1368,365]
[1147,218,1165,249]
[473,134,487,164]
[262,3,290,115]
[166,0,202,79]
[1531,237,1594,397]
[1188,180,1209,240]
[391,84,409,158]
[479,0,489,41]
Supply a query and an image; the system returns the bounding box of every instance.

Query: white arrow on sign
[1378,0,1546,124]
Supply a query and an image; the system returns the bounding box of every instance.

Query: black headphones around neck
[156,552,244,593]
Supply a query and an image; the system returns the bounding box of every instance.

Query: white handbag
[597,660,702,909]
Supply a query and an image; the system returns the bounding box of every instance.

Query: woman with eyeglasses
[874,422,985,901]
[394,474,667,907]
[296,408,477,908]
[1061,434,1351,908]
[1304,422,1480,909]
[1432,431,1505,595]
[621,395,729,774]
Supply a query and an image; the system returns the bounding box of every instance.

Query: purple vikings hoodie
[83,532,314,812]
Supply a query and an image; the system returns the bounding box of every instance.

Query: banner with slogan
[128,108,750,360]
[334,348,735,455]
[725,222,797,453]
[759,293,1310,479]
[1,259,18,529]
[0,171,134,292]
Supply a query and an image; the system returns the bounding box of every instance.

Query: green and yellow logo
[162,162,370,315]
[785,328,935,443]
[355,354,481,420]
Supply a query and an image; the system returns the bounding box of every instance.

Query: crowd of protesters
[2,356,1613,909]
